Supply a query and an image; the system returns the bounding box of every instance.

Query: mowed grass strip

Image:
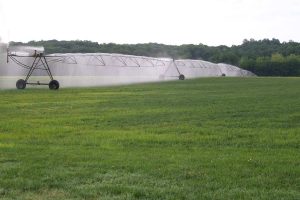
[0,77,299,199]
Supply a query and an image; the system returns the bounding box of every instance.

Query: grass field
[0,77,299,199]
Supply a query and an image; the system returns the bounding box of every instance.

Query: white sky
[0,0,300,46]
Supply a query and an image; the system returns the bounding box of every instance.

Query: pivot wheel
[179,74,185,80]
[49,80,60,90]
[16,79,26,89]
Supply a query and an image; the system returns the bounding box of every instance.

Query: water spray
[2,44,255,90]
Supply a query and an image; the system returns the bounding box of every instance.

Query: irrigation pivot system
[7,46,61,89]
[8,50,58,89]
[6,46,255,90]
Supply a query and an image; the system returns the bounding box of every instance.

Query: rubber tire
[179,74,185,80]
[49,80,60,90]
[16,79,26,89]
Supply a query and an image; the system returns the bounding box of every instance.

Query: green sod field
[0,77,299,199]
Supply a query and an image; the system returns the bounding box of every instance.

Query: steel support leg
[25,56,40,82]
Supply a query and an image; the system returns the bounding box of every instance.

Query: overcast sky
[0,0,300,46]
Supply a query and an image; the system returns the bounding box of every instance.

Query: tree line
[10,38,300,76]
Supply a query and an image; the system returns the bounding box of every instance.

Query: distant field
[0,77,299,199]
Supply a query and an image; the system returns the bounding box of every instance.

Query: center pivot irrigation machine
[7,47,60,89]
[6,45,255,90]
[6,46,186,90]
